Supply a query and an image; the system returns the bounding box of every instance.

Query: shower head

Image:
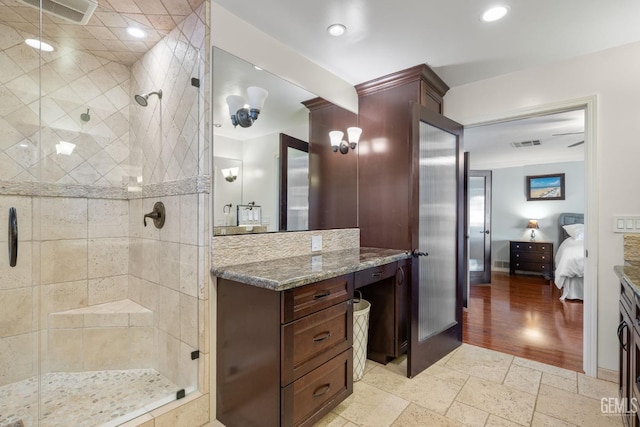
[135,90,162,107]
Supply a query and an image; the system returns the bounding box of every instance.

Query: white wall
[242,133,279,231]
[445,41,640,371]
[490,161,585,265]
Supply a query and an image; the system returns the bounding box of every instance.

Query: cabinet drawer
[355,262,397,289]
[281,301,352,385]
[510,242,552,253]
[512,261,552,274]
[282,275,352,323]
[281,349,352,427]
[511,251,551,263]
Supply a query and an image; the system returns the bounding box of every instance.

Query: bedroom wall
[491,161,585,268]
[444,41,640,372]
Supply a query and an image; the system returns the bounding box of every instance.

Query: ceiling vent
[18,0,98,25]
[510,140,541,148]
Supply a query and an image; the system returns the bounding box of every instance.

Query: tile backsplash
[212,228,361,267]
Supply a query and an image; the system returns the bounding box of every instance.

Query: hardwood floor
[463,271,584,372]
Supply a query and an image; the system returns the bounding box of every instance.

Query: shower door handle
[8,207,17,267]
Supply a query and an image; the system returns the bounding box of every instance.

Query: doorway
[468,170,492,285]
[463,104,590,372]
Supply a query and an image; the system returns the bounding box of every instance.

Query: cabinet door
[408,102,464,378]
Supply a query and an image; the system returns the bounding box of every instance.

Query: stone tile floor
[0,369,178,427]
[314,344,623,427]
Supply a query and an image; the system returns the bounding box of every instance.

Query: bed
[554,213,585,300]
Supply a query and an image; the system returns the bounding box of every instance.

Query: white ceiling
[213,1,628,164]
[464,109,585,170]
[213,0,640,88]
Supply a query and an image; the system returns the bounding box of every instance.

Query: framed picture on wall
[526,173,565,201]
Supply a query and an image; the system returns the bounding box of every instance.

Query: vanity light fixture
[526,219,539,241]
[481,6,509,22]
[221,167,239,182]
[327,23,346,36]
[226,86,268,128]
[329,127,362,154]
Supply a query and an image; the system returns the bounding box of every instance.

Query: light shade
[347,127,362,148]
[221,167,239,182]
[247,86,268,111]
[226,95,246,116]
[526,219,539,229]
[329,131,344,151]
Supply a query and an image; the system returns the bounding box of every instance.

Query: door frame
[461,95,598,376]
[408,102,465,377]
[468,170,492,285]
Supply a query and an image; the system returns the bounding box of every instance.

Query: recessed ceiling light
[214,123,222,128]
[254,65,263,71]
[25,38,54,52]
[127,27,146,38]
[327,23,346,37]
[482,6,509,22]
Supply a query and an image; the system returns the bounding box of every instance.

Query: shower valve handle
[143,202,165,229]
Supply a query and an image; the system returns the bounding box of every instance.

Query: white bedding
[554,237,584,300]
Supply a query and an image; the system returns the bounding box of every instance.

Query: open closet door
[408,102,465,378]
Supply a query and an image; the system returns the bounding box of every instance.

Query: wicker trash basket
[352,290,371,381]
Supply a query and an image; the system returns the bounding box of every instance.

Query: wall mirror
[212,47,314,235]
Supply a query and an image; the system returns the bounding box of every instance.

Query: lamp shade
[347,127,362,144]
[226,95,246,116]
[329,131,344,149]
[247,86,268,111]
[526,219,539,229]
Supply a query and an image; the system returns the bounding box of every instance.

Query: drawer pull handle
[313,331,332,342]
[313,384,331,398]
[313,291,330,300]
[371,272,382,277]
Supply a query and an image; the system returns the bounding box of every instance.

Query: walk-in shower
[0,0,208,425]
[134,90,163,107]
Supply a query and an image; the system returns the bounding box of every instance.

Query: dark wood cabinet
[509,241,554,279]
[620,277,637,427]
[357,259,410,364]
[217,274,353,427]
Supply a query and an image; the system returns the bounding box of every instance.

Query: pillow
[563,223,584,240]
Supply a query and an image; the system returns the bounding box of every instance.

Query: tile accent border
[0,176,211,200]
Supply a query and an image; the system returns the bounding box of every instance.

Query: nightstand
[509,241,554,280]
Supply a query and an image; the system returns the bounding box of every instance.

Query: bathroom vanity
[214,247,410,427]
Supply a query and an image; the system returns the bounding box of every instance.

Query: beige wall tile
[179,341,198,390]
[129,326,154,368]
[40,240,88,284]
[40,280,88,324]
[180,243,198,297]
[157,285,180,338]
[39,197,88,240]
[198,352,209,395]
[159,195,180,243]
[0,241,33,289]
[89,198,129,238]
[88,275,128,305]
[155,328,181,384]
[152,393,209,427]
[180,194,198,245]
[129,237,144,277]
[49,312,83,329]
[83,327,130,370]
[198,296,209,354]
[141,238,161,283]
[0,287,33,338]
[180,293,198,348]
[84,312,129,327]
[88,237,129,278]
[0,332,36,386]
[48,328,83,372]
[129,198,143,239]
[158,241,180,290]
[130,311,154,327]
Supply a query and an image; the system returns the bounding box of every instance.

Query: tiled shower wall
[0,26,131,186]
[129,3,207,185]
[0,2,211,402]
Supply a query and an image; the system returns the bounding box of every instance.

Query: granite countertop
[211,247,412,291]
[614,264,640,296]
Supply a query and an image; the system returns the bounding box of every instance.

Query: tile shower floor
[0,369,178,427]
[311,344,623,427]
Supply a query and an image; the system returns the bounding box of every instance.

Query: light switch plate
[311,235,322,252]
[613,216,640,233]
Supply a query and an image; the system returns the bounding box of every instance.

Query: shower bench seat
[48,299,154,371]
